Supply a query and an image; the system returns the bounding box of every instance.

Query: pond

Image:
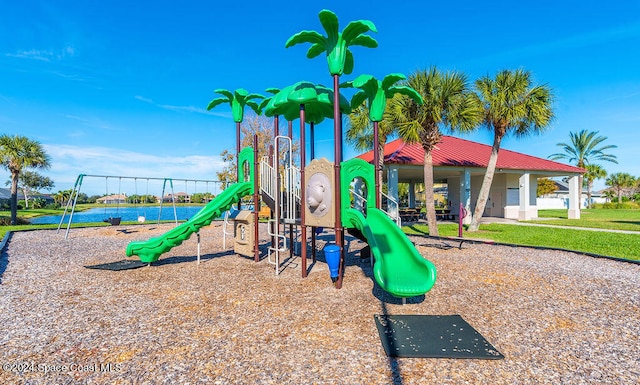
[30,205,214,225]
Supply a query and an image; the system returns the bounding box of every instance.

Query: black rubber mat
[374,314,504,359]
[85,259,147,271]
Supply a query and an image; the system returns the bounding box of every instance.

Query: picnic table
[436,209,456,221]
[399,208,420,222]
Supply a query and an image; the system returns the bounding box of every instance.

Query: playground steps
[260,190,301,221]
[261,190,275,213]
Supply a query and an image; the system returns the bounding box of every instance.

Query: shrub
[31,198,47,209]
[0,216,29,225]
[597,202,639,209]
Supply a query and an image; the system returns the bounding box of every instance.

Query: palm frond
[346,105,375,152]
[349,34,378,48]
[344,49,354,75]
[285,30,326,48]
[387,86,422,105]
[307,43,326,58]
[352,74,378,97]
[213,89,234,100]
[381,73,406,90]
[246,100,262,115]
[207,98,228,111]
[318,9,340,43]
[349,90,368,111]
[342,20,377,43]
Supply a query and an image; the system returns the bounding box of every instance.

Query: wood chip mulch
[0,223,638,384]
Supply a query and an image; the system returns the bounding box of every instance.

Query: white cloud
[135,95,231,118]
[6,44,76,62]
[42,144,227,195]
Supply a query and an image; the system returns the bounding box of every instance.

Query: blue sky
[2,1,639,195]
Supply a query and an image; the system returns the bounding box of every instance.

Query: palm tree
[548,129,617,199]
[583,164,607,208]
[388,67,483,236]
[207,88,264,179]
[549,130,618,168]
[0,134,51,225]
[605,172,635,203]
[468,69,554,232]
[285,9,378,77]
[342,73,423,208]
[286,9,377,287]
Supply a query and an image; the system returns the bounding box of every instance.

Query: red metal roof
[356,136,585,173]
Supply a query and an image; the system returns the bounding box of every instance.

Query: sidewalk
[480,216,640,235]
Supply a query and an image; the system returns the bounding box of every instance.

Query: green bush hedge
[594,202,640,209]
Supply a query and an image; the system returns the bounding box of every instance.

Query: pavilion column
[460,169,471,225]
[387,165,399,220]
[568,175,581,219]
[408,181,416,208]
[518,173,532,220]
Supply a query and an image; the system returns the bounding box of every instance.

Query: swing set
[57,174,221,239]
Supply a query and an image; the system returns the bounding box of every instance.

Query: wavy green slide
[343,207,436,298]
[126,181,252,263]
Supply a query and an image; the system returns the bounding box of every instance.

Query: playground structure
[57,173,222,239]
[123,9,437,299]
[126,139,436,298]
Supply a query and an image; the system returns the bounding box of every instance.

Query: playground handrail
[381,191,401,227]
[350,187,401,227]
[350,187,367,214]
[259,157,276,201]
[222,210,234,249]
[284,165,301,221]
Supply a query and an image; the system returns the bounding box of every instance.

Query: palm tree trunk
[373,121,381,209]
[10,172,19,225]
[22,187,29,209]
[469,133,503,231]
[423,151,438,236]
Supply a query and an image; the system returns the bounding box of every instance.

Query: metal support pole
[196,231,201,264]
[236,121,242,211]
[253,134,260,262]
[299,104,307,277]
[374,121,381,209]
[333,74,345,289]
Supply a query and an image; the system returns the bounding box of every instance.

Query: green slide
[343,207,437,298]
[126,181,252,263]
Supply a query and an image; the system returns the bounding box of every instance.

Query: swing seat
[104,217,121,226]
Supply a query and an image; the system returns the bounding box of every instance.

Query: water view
[30,205,215,225]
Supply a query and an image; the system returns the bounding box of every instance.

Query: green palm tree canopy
[476,69,554,137]
[342,73,423,122]
[389,67,482,146]
[606,172,635,188]
[258,88,281,114]
[0,134,51,225]
[264,81,351,123]
[584,164,607,182]
[285,9,378,76]
[207,88,265,123]
[0,134,50,174]
[548,129,617,168]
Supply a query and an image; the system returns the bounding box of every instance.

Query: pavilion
[356,136,585,223]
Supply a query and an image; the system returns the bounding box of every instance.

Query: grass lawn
[404,222,640,262]
[531,209,640,232]
[2,208,639,262]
